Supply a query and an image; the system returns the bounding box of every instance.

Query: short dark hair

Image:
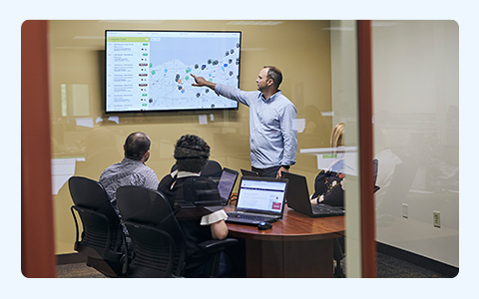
[124,132,151,160]
[174,134,210,173]
[264,66,283,89]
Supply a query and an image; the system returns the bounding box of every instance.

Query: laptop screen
[217,168,238,201]
[236,177,288,216]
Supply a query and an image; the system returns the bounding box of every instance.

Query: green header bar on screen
[107,37,150,42]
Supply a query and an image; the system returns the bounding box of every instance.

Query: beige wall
[49,20,333,254]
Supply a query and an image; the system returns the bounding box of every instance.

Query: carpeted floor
[376,252,447,278]
[56,252,448,278]
[56,262,107,278]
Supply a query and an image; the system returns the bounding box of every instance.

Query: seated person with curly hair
[158,134,231,277]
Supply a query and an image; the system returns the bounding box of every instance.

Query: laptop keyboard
[227,212,276,222]
[312,204,345,215]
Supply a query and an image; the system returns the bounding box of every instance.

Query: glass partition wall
[372,21,459,271]
[327,20,460,277]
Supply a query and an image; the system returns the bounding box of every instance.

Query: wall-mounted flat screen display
[105,30,241,113]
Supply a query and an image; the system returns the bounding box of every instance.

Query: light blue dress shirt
[215,84,297,169]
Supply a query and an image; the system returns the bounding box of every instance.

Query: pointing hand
[191,74,207,86]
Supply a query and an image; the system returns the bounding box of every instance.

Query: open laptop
[191,168,239,208]
[240,169,259,177]
[226,176,288,225]
[281,172,345,217]
[217,168,239,203]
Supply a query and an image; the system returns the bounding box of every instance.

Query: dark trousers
[184,239,246,278]
[184,252,233,278]
[252,165,281,178]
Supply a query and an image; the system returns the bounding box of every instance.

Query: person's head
[256,66,283,92]
[331,123,344,148]
[174,134,210,173]
[123,132,151,162]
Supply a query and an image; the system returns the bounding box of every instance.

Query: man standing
[191,66,297,178]
[100,132,159,216]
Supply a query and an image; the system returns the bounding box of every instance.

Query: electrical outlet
[402,203,408,218]
[433,211,441,228]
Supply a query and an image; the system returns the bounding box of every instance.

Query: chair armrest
[198,238,237,253]
[70,206,80,250]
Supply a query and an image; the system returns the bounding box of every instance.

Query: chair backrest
[68,176,125,277]
[116,186,187,278]
[171,160,223,182]
[200,160,222,181]
[69,176,120,225]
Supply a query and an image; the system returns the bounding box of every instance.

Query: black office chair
[116,186,237,278]
[171,160,223,182]
[68,176,127,277]
[201,160,223,182]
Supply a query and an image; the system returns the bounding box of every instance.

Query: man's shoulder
[100,159,156,181]
[123,158,156,173]
[100,161,122,178]
[271,93,296,113]
[140,163,157,174]
[277,92,294,105]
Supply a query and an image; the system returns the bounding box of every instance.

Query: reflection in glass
[372,21,458,268]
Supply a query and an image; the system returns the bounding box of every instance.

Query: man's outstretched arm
[191,74,216,90]
[192,74,250,106]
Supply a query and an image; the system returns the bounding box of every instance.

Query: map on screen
[105,30,241,113]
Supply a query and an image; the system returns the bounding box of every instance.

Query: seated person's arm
[321,178,344,207]
[310,194,324,205]
[312,170,329,198]
[210,220,228,240]
[200,209,229,240]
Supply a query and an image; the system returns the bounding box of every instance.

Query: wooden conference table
[224,205,345,278]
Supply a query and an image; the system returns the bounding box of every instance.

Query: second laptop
[226,176,288,225]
